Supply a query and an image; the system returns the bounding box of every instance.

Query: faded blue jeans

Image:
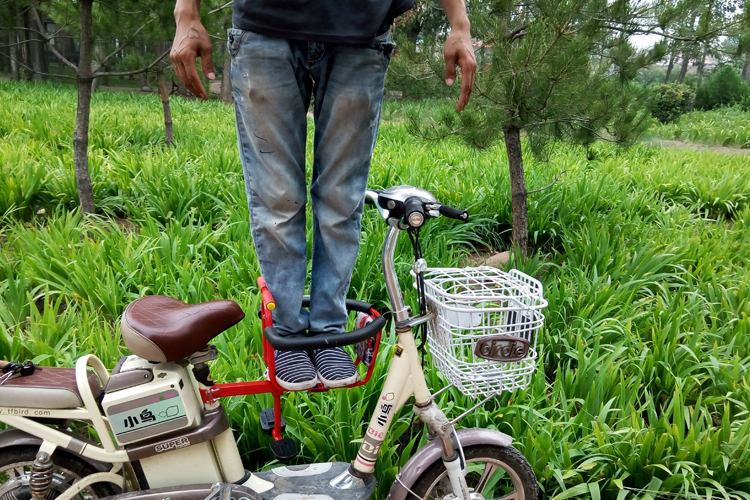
[228,28,392,336]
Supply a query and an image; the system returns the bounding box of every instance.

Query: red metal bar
[258,277,276,313]
[272,394,283,441]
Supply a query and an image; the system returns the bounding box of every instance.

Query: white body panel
[212,428,246,482]
[102,361,202,446]
[140,441,224,488]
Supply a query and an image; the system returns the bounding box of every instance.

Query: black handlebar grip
[439,204,469,221]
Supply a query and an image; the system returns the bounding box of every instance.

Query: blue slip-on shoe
[312,347,360,388]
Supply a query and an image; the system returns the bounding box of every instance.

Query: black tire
[408,444,539,500]
[0,446,116,500]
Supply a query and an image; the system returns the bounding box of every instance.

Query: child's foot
[313,347,359,388]
[274,350,319,390]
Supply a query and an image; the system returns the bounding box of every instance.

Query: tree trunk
[73,0,96,215]
[503,125,528,258]
[29,17,45,82]
[677,51,690,83]
[0,34,7,73]
[9,3,20,81]
[19,9,32,81]
[697,46,707,86]
[664,50,676,83]
[742,51,750,82]
[157,68,174,147]
[220,43,233,104]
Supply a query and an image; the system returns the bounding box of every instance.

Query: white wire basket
[423,266,547,399]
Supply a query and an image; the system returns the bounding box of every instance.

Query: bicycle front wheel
[408,444,539,500]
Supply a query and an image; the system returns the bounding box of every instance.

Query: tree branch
[94,16,158,72]
[0,17,75,48]
[526,170,568,194]
[27,2,78,72]
[406,114,457,142]
[0,50,77,79]
[209,1,233,14]
[94,47,171,77]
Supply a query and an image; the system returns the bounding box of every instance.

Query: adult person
[171,0,476,391]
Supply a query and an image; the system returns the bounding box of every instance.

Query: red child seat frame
[199,277,385,441]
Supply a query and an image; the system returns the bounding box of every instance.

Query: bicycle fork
[350,328,471,500]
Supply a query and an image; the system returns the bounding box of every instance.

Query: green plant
[695,64,749,110]
[649,106,750,147]
[650,83,695,124]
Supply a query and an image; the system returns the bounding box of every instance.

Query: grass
[650,106,750,149]
[2,81,750,499]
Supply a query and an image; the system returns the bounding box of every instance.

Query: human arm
[171,0,215,100]
[439,0,476,112]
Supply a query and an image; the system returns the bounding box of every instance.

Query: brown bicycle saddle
[122,296,245,363]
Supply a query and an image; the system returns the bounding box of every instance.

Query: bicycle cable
[407,226,428,362]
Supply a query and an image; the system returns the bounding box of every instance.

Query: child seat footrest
[260,408,286,434]
[269,438,298,462]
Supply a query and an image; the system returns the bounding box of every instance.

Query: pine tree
[393,0,678,257]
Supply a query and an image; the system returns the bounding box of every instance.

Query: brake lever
[365,189,390,220]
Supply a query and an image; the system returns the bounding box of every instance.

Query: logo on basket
[474,335,530,362]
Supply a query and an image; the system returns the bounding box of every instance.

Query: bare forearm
[174,0,201,22]
[439,0,470,31]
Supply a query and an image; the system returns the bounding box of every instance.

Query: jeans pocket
[371,31,395,68]
[227,28,245,58]
[377,41,395,68]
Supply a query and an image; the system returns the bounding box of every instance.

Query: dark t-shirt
[232,0,414,45]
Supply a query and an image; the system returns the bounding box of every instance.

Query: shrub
[737,93,750,112]
[650,83,694,123]
[695,64,749,110]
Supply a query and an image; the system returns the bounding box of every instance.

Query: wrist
[174,5,200,23]
[450,18,471,33]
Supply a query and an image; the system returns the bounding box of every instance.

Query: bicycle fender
[386,428,512,500]
[0,428,111,472]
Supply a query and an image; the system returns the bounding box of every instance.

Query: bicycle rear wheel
[0,446,116,500]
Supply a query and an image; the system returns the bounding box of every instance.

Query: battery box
[102,357,202,446]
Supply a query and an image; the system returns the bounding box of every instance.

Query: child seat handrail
[263,317,385,351]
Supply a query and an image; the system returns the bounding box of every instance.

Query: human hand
[444,27,477,112]
[171,16,214,100]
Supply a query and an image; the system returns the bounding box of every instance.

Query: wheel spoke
[10,466,27,479]
[475,462,500,494]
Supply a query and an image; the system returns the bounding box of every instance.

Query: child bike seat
[0,367,102,409]
[122,296,245,363]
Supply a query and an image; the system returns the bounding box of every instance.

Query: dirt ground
[650,139,750,156]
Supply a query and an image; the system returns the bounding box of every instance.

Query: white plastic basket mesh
[423,266,547,399]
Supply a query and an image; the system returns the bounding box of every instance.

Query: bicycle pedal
[259,408,286,435]
[269,438,297,462]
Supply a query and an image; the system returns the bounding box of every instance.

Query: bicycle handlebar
[365,187,468,226]
[438,204,468,221]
